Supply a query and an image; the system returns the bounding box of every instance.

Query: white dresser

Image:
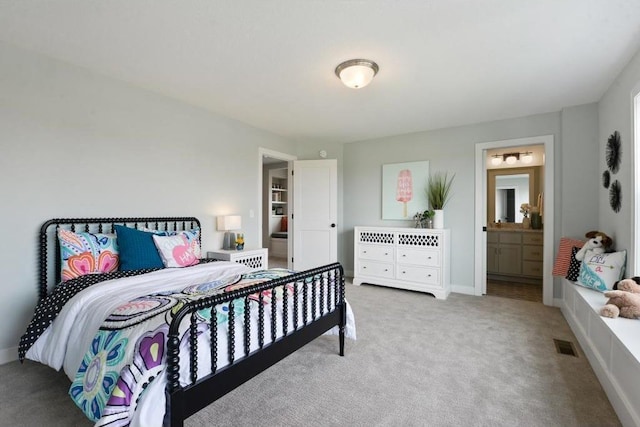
[353,226,451,299]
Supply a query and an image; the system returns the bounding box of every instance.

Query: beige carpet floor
[0,281,620,427]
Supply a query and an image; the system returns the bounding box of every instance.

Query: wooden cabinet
[487,232,522,275]
[487,230,543,279]
[522,233,543,277]
[353,226,450,299]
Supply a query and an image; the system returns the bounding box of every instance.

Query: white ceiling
[1,1,639,144]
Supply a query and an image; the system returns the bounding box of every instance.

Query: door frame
[257,148,297,251]
[474,135,555,306]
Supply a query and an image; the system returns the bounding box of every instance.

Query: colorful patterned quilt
[70,268,296,426]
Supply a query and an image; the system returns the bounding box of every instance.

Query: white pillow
[152,233,200,268]
[577,249,626,292]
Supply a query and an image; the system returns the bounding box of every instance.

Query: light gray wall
[552,103,600,297]
[559,103,600,238]
[343,112,565,292]
[0,42,298,358]
[598,47,640,275]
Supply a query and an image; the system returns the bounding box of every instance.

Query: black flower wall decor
[606,130,621,174]
[602,170,610,188]
[609,179,622,213]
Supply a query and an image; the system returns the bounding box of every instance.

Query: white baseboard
[451,284,474,295]
[0,346,18,365]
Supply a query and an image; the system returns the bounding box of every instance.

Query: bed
[19,217,354,427]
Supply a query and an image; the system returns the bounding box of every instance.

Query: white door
[292,159,337,271]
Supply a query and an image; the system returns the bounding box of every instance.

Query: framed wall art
[382,160,429,220]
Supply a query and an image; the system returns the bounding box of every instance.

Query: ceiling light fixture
[490,151,534,166]
[335,59,379,89]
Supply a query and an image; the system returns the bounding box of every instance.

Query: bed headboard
[39,217,201,302]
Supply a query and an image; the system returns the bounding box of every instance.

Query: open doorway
[474,135,555,306]
[258,148,297,269]
[486,153,544,303]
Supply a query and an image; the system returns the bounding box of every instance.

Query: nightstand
[207,248,268,271]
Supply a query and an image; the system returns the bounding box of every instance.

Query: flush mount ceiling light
[490,151,534,166]
[335,59,379,89]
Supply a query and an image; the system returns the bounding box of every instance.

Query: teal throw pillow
[114,225,164,271]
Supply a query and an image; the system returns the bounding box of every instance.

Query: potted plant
[426,172,455,228]
[413,209,435,228]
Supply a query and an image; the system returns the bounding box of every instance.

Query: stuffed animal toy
[613,276,640,290]
[600,287,640,319]
[575,230,613,261]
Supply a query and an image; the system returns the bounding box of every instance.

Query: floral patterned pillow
[58,229,119,281]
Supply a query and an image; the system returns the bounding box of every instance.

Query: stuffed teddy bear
[613,276,640,290]
[600,278,640,319]
[575,230,613,261]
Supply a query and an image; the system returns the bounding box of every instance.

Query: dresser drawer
[522,245,543,261]
[396,265,440,285]
[396,248,440,267]
[358,244,394,262]
[522,260,543,277]
[358,260,394,278]
[522,233,543,245]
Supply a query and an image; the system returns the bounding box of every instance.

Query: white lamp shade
[521,153,533,164]
[491,156,502,166]
[217,215,242,231]
[505,155,518,165]
[338,65,376,89]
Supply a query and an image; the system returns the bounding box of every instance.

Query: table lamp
[217,215,242,250]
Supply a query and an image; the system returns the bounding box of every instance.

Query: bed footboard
[165,262,346,427]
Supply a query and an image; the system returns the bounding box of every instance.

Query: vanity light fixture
[505,153,518,165]
[490,151,534,166]
[335,59,379,89]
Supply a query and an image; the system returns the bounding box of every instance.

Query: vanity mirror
[487,167,541,224]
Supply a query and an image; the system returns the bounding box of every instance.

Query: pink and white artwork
[382,161,429,220]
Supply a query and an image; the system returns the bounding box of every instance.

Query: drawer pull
[384,269,388,272]
[402,254,406,257]
[363,251,367,253]
[402,271,406,274]
[385,252,388,255]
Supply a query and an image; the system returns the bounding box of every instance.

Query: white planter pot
[433,209,444,229]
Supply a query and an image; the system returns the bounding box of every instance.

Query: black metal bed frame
[39,217,346,427]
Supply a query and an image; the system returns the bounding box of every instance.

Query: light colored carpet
[0,282,620,427]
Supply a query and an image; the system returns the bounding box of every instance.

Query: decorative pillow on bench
[565,246,583,282]
[577,249,626,292]
[553,237,585,277]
